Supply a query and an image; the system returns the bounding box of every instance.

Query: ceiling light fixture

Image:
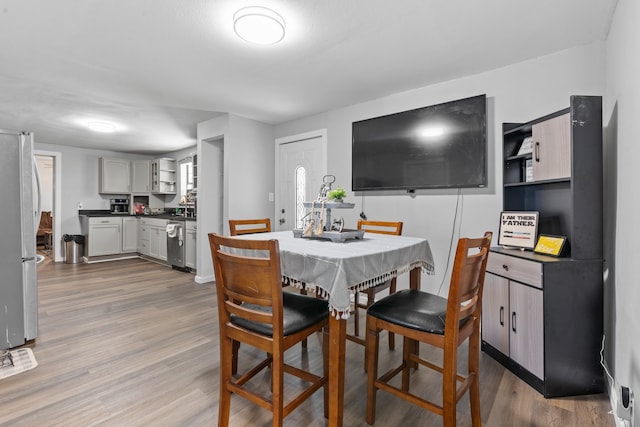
[233,6,285,45]
[87,121,117,133]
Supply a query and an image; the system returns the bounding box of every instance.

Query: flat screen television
[352,94,487,191]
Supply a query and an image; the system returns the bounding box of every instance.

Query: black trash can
[62,234,85,264]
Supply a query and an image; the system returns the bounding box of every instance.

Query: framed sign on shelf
[498,211,539,249]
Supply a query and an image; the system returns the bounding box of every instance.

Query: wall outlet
[616,385,634,422]
[76,202,83,210]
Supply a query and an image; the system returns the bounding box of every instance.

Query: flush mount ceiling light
[86,121,117,133]
[233,6,285,45]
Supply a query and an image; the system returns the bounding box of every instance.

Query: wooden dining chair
[229,218,271,236]
[349,220,404,351]
[365,232,492,427]
[209,233,329,427]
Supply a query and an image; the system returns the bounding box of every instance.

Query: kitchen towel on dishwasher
[166,223,178,238]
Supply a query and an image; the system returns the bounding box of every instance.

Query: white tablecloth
[233,231,434,318]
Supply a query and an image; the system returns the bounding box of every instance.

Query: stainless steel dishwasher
[166,220,186,269]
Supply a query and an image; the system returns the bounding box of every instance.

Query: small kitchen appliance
[110,198,129,214]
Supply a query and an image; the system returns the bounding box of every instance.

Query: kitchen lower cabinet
[83,216,141,257]
[481,248,603,397]
[122,217,138,252]
[482,273,510,355]
[138,218,150,256]
[140,218,168,262]
[185,221,197,270]
[509,280,544,379]
[84,217,122,256]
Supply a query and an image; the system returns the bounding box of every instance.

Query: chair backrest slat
[357,220,403,236]
[229,218,272,236]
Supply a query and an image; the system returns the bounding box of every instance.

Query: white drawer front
[89,217,122,226]
[487,252,542,289]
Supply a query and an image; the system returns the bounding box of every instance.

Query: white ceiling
[0,0,617,154]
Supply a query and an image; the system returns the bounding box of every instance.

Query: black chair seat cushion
[231,292,329,337]
[367,289,468,335]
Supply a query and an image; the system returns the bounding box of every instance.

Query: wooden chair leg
[442,347,458,427]
[354,292,360,337]
[219,336,233,427]
[387,281,396,350]
[401,336,412,392]
[366,316,380,425]
[231,340,240,375]
[323,327,329,419]
[469,324,482,426]
[271,350,284,427]
[300,286,308,348]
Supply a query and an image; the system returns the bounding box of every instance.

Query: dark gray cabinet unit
[482,96,604,398]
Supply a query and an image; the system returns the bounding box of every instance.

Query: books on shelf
[517,136,533,156]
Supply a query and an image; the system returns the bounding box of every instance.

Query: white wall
[195,114,274,283]
[275,42,605,294]
[604,0,640,424]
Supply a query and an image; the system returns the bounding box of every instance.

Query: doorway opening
[35,150,62,262]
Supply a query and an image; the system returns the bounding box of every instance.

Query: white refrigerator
[0,129,39,349]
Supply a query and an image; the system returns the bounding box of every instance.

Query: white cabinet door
[122,217,138,252]
[138,219,150,255]
[131,160,150,193]
[149,227,160,259]
[185,222,197,269]
[482,273,510,356]
[510,282,544,379]
[147,220,168,261]
[88,218,122,256]
[532,113,571,181]
[157,227,168,261]
[99,158,130,194]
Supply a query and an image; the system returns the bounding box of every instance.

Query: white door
[275,130,327,231]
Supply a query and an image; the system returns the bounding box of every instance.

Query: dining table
[235,229,434,427]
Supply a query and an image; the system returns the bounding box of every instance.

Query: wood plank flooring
[0,258,614,426]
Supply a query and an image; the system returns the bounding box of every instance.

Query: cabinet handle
[499,306,504,326]
[502,264,509,271]
[534,141,540,162]
[511,312,517,333]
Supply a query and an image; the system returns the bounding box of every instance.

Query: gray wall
[604,0,640,424]
[195,113,275,283]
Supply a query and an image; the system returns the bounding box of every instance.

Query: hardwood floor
[0,258,613,426]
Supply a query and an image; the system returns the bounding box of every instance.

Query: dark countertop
[78,210,196,221]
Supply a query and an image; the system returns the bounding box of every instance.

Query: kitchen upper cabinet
[99,158,131,194]
[131,160,151,194]
[151,158,177,194]
[531,113,571,181]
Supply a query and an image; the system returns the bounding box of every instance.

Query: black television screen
[352,94,487,191]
